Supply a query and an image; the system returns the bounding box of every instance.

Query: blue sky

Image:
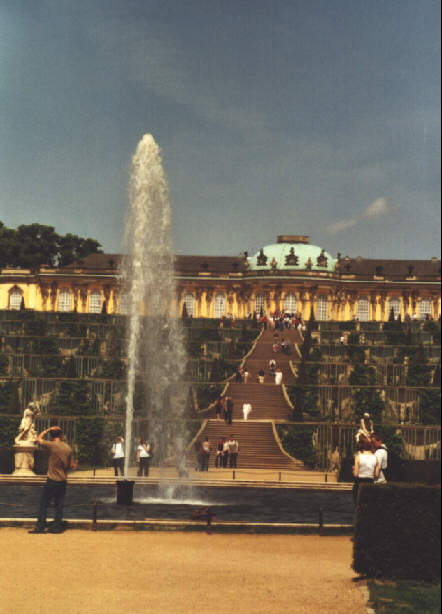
[0,0,440,259]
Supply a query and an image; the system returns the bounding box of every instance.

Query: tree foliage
[0,221,101,269]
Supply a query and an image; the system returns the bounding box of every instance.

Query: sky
[0,0,440,260]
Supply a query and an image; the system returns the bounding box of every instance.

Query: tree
[0,221,102,269]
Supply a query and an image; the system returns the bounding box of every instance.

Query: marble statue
[355,412,374,443]
[13,402,41,475]
[15,402,41,444]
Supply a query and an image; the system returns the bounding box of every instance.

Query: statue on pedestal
[13,402,41,475]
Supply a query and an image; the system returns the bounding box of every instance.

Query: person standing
[215,397,224,421]
[137,439,151,476]
[111,436,125,476]
[201,437,211,471]
[242,402,252,421]
[228,435,239,468]
[373,434,388,483]
[29,426,76,534]
[274,368,283,385]
[222,438,230,468]
[225,396,234,425]
[352,439,380,503]
[215,437,225,468]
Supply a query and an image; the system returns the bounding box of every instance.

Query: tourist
[274,368,283,385]
[269,358,276,377]
[352,439,380,503]
[111,436,125,476]
[372,434,388,483]
[228,435,239,468]
[215,397,224,421]
[258,368,265,383]
[225,396,234,424]
[272,341,279,353]
[222,438,230,467]
[215,437,225,468]
[243,368,250,383]
[242,402,252,421]
[137,439,151,476]
[29,426,76,534]
[201,438,211,471]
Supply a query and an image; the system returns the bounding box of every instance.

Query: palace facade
[1,235,440,321]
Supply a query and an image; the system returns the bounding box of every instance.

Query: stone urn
[13,442,38,476]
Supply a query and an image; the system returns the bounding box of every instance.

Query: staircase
[194,326,305,470]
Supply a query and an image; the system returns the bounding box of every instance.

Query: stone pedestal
[13,444,37,476]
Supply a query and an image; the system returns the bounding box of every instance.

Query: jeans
[36,479,67,530]
[137,457,150,476]
[113,458,124,476]
[229,453,238,468]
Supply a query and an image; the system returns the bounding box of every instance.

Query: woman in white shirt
[352,438,379,503]
[111,436,125,477]
[137,439,151,476]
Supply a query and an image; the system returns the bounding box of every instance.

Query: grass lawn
[368,579,441,613]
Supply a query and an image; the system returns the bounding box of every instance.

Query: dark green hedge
[353,483,441,582]
[276,424,317,468]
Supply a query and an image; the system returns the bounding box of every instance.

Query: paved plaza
[0,530,366,614]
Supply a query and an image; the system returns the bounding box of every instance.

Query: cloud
[364,197,389,217]
[326,219,357,234]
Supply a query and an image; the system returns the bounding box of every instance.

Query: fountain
[119,134,189,502]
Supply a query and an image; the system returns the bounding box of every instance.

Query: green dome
[247,243,336,272]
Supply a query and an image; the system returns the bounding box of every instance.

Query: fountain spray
[121,134,188,479]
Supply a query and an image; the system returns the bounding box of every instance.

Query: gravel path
[0,530,366,614]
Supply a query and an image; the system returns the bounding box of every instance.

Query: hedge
[353,483,441,582]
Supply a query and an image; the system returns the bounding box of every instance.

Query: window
[283,293,297,314]
[317,295,329,321]
[213,294,226,318]
[9,288,23,310]
[183,293,195,316]
[58,289,72,312]
[419,298,432,320]
[89,291,102,314]
[254,293,265,314]
[388,298,401,320]
[357,298,370,321]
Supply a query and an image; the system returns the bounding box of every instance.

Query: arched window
[283,293,297,314]
[58,289,72,312]
[388,298,401,320]
[183,293,195,317]
[317,295,329,321]
[419,298,432,320]
[357,298,370,322]
[213,294,226,318]
[89,291,103,314]
[9,287,23,310]
[254,293,265,314]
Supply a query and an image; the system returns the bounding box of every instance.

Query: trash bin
[116,480,135,505]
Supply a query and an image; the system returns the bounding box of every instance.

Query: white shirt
[357,452,377,479]
[275,371,283,385]
[375,447,388,483]
[137,444,150,458]
[112,442,124,458]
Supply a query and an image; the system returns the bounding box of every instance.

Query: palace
[1,235,440,321]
